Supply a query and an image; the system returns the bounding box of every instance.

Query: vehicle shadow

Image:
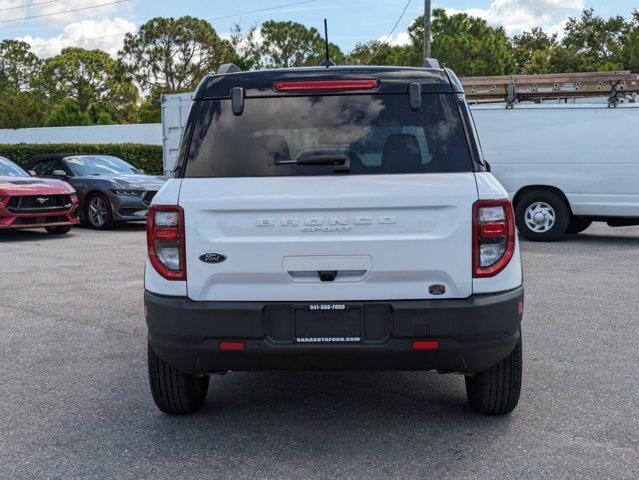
[0,229,73,243]
[564,232,639,246]
[133,371,514,476]
[117,222,148,231]
[518,230,639,247]
[75,222,147,232]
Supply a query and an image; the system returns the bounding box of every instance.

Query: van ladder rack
[460,71,639,108]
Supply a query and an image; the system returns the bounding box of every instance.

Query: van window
[184,94,471,177]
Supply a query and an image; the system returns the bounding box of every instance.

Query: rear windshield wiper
[277,152,351,172]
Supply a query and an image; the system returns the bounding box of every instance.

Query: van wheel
[565,217,592,234]
[465,334,522,415]
[515,190,569,241]
[148,343,209,414]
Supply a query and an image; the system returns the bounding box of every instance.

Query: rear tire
[148,342,209,414]
[45,226,71,234]
[515,190,569,242]
[565,217,592,234]
[465,334,522,415]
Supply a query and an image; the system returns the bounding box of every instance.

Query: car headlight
[113,190,143,197]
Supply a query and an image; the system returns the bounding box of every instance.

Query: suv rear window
[184,94,471,177]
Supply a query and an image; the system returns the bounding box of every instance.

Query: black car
[29,154,165,229]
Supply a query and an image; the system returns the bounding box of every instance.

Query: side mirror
[52,169,68,178]
[28,170,37,177]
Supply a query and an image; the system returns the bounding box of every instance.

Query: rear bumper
[145,286,523,374]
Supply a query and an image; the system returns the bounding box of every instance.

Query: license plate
[295,305,362,343]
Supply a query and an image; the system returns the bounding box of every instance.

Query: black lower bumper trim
[145,287,524,374]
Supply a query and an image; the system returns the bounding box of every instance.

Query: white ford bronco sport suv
[145,63,524,416]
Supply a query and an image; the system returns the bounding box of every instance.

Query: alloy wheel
[88,196,108,227]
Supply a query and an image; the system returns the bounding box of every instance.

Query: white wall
[0,123,162,145]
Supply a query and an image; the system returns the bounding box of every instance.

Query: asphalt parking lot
[1,223,638,479]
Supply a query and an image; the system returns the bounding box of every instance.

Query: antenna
[321,19,335,68]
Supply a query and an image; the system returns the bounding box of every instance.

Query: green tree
[554,9,631,72]
[345,41,411,66]
[241,20,344,69]
[0,90,49,128]
[400,9,516,75]
[44,98,91,127]
[119,16,234,92]
[623,10,639,72]
[432,9,516,75]
[134,93,162,123]
[512,28,557,74]
[42,47,136,117]
[87,102,121,125]
[0,40,40,92]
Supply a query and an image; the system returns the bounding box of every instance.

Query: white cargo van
[472,102,639,241]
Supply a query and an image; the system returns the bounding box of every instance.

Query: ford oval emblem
[429,284,446,296]
[199,252,227,264]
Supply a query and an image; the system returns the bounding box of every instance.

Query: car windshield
[185,93,472,177]
[65,155,141,176]
[0,157,29,177]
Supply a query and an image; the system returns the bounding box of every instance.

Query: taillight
[147,205,186,280]
[473,199,515,278]
[273,79,379,92]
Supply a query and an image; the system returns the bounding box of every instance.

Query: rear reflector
[412,340,439,350]
[518,301,524,315]
[274,79,379,92]
[219,341,245,351]
[480,222,508,238]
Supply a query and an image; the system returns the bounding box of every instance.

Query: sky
[0,0,636,59]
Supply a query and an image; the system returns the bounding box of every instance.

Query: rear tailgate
[181,173,477,301]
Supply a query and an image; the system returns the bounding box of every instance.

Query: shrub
[0,143,163,174]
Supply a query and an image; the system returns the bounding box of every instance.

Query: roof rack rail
[423,58,440,69]
[461,71,639,108]
[217,63,242,75]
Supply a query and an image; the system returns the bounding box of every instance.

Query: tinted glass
[0,157,28,177]
[53,160,73,176]
[33,160,53,175]
[65,155,140,176]
[185,94,471,177]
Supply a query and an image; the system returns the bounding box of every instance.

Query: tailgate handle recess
[317,270,337,282]
[283,255,371,284]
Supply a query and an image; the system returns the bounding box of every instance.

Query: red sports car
[0,156,79,234]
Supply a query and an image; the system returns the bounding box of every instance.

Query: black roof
[197,66,459,99]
